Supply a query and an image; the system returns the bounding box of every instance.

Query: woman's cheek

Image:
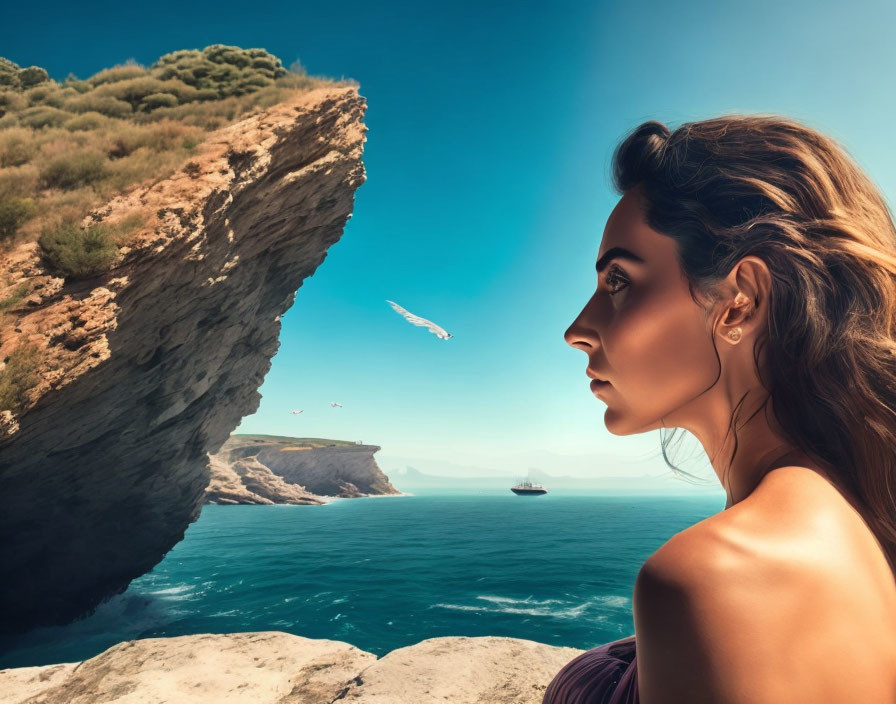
[609,295,674,390]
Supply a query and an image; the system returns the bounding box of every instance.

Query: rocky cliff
[206,452,328,505]
[206,434,401,504]
[0,632,585,703]
[0,86,367,637]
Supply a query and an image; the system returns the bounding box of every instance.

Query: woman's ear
[717,256,771,340]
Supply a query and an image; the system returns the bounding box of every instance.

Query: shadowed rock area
[0,86,367,636]
[206,434,402,503]
[0,632,583,703]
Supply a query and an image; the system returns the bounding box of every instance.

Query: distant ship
[510,478,548,495]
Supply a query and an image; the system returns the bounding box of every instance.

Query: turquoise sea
[0,490,724,669]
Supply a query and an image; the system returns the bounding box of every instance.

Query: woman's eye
[603,266,630,295]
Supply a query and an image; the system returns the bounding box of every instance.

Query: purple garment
[543,635,638,704]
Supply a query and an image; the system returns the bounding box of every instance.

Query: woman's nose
[564,309,597,352]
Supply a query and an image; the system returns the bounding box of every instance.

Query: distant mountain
[376,455,519,479]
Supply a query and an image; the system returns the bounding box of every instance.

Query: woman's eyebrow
[595,246,645,273]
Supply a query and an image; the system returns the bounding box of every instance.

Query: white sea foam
[432,602,591,618]
[209,609,240,617]
[477,595,565,606]
[597,595,630,608]
[430,594,629,620]
[147,585,195,598]
[354,493,414,499]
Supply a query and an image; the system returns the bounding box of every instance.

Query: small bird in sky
[386,299,453,339]
[289,409,304,415]
[330,402,343,408]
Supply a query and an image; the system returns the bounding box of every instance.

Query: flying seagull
[330,402,343,408]
[386,299,453,340]
[289,409,304,415]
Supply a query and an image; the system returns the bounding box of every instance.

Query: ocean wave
[146,585,196,598]
[430,594,629,620]
[597,595,630,608]
[209,609,240,617]
[476,595,565,606]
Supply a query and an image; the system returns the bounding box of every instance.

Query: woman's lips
[590,379,611,392]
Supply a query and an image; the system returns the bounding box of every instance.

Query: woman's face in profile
[564,188,721,435]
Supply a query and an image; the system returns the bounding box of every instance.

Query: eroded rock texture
[0,632,583,704]
[206,452,328,505]
[0,86,367,636]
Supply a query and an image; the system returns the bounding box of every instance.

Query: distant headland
[207,433,405,504]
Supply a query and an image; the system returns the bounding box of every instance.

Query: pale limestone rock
[0,632,583,704]
[206,452,327,505]
[337,635,583,703]
[207,434,402,502]
[0,662,78,703]
[0,632,376,704]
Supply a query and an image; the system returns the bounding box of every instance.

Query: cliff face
[206,453,328,505]
[207,434,401,502]
[0,86,367,636]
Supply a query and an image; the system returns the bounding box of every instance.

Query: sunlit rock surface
[0,632,583,704]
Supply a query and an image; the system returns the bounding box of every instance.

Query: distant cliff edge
[206,434,402,504]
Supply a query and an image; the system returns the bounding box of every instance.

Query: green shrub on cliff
[18,105,69,129]
[38,221,120,279]
[64,93,134,118]
[0,343,41,412]
[0,196,35,240]
[39,149,109,190]
[152,46,287,97]
[86,64,148,87]
[63,111,110,132]
[0,57,50,91]
[0,127,35,166]
[17,66,50,90]
[91,77,199,110]
[140,92,179,112]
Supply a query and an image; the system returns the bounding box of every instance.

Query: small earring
[727,327,742,342]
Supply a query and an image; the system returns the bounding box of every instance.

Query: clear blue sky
[4,0,895,483]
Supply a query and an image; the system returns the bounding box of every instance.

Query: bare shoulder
[634,467,896,703]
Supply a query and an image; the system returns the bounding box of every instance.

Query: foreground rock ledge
[0,632,584,704]
[0,86,367,636]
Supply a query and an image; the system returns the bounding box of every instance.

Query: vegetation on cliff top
[232,434,362,448]
[0,45,354,414]
[0,45,349,272]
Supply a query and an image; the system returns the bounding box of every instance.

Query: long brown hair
[611,114,896,572]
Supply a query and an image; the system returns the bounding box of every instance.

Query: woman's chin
[603,407,632,435]
[603,407,660,436]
